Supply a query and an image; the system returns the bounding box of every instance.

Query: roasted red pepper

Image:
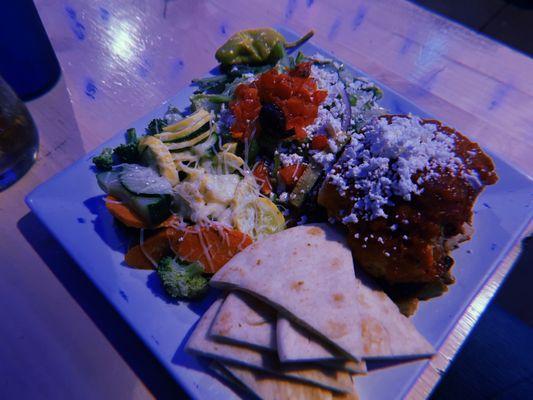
[310,134,329,151]
[253,161,273,195]
[278,163,306,189]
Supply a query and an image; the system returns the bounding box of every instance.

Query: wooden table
[1,0,531,398]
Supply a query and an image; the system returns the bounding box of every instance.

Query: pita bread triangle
[211,224,365,360]
[277,316,366,374]
[210,292,366,373]
[216,363,340,400]
[211,224,434,361]
[210,291,277,351]
[351,269,435,359]
[186,297,355,393]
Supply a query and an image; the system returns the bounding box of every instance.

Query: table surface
[1,0,532,399]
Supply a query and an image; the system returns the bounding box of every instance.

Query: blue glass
[0,0,60,100]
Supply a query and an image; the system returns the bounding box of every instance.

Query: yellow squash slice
[138,136,180,186]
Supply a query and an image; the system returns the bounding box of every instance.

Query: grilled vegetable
[138,135,180,186]
[215,28,314,66]
[92,147,114,171]
[289,164,321,207]
[167,225,252,274]
[96,170,172,226]
[114,128,140,163]
[157,257,208,299]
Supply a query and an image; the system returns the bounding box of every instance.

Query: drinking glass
[0,76,39,190]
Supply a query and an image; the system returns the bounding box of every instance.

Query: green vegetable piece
[92,147,114,171]
[146,118,168,135]
[215,28,314,66]
[368,86,383,100]
[192,75,230,93]
[114,128,140,163]
[157,257,208,299]
[272,152,281,177]
[295,51,305,65]
[190,93,231,112]
[245,138,260,166]
[125,128,137,143]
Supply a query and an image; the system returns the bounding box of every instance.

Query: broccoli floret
[92,147,114,170]
[114,128,140,163]
[157,257,208,299]
[146,118,168,135]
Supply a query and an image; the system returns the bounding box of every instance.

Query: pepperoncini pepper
[215,28,314,66]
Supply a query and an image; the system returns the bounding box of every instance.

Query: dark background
[408,1,533,398]
[412,0,533,56]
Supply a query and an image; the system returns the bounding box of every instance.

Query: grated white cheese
[327,115,470,223]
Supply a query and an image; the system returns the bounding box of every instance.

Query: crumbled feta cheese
[279,153,303,166]
[278,192,289,203]
[312,151,336,171]
[329,115,471,223]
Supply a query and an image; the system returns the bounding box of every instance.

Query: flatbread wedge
[210,291,277,351]
[218,363,360,400]
[352,270,435,359]
[214,363,335,400]
[210,292,366,373]
[211,224,365,360]
[186,298,355,393]
[211,224,434,361]
[277,316,367,374]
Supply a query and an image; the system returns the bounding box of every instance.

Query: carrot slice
[105,196,180,229]
[105,196,145,228]
[167,224,253,274]
[124,229,172,269]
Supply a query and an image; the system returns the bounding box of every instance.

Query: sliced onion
[339,85,352,131]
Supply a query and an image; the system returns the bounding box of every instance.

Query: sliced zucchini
[119,164,173,195]
[96,170,171,226]
[166,126,214,151]
[96,170,122,194]
[161,108,209,132]
[130,195,172,226]
[158,109,211,141]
